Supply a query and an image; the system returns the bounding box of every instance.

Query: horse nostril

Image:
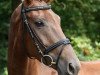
[69,63,75,74]
[67,63,75,75]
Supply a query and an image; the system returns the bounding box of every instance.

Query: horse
[23,59,58,75]
[8,0,81,75]
[26,60,100,75]
[78,61,100,75]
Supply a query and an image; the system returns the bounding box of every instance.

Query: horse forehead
[25,1,60,24]
[28,9,60,23]
[27,0,47,6]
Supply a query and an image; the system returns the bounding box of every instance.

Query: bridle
[21,3,71,67]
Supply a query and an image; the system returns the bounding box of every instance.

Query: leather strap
[22,5,51,13]
[21,3,71,66]
[44,39,70,54]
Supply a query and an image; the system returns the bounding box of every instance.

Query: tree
[52,0,100,61]
[0,0,11,75]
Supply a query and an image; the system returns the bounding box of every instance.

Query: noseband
[21,4,70,67]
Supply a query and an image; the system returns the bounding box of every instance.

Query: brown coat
[78,61,100,75]
[27,59,58,75]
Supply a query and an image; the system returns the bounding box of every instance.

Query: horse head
[9,0,80,75]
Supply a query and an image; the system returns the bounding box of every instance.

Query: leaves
[0,0,11,74]
[52,0,100,60]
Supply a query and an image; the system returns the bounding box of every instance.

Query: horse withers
[8,0,80,75]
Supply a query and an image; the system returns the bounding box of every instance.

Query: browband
[22,5,51,13]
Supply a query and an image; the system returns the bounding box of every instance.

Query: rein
[21,3,70,67]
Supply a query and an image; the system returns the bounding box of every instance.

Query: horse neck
[8,4,33,75]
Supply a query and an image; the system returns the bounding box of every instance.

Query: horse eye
[34,21,45,27]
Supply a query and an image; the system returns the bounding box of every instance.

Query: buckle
[41,55,56,66]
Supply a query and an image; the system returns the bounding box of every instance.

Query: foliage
[52,0,100,61]
[0,0,100,75]
[0,0,11,75]
[71,36,100,61]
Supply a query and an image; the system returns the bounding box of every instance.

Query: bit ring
[41,55,55,66]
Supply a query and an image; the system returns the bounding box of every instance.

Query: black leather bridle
[21,3,71,67]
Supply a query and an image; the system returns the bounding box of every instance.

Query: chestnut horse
[8,0,80,75]
[78,61,100,75]
[26,60,100,75]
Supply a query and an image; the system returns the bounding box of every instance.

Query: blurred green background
[0,0,100,75]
